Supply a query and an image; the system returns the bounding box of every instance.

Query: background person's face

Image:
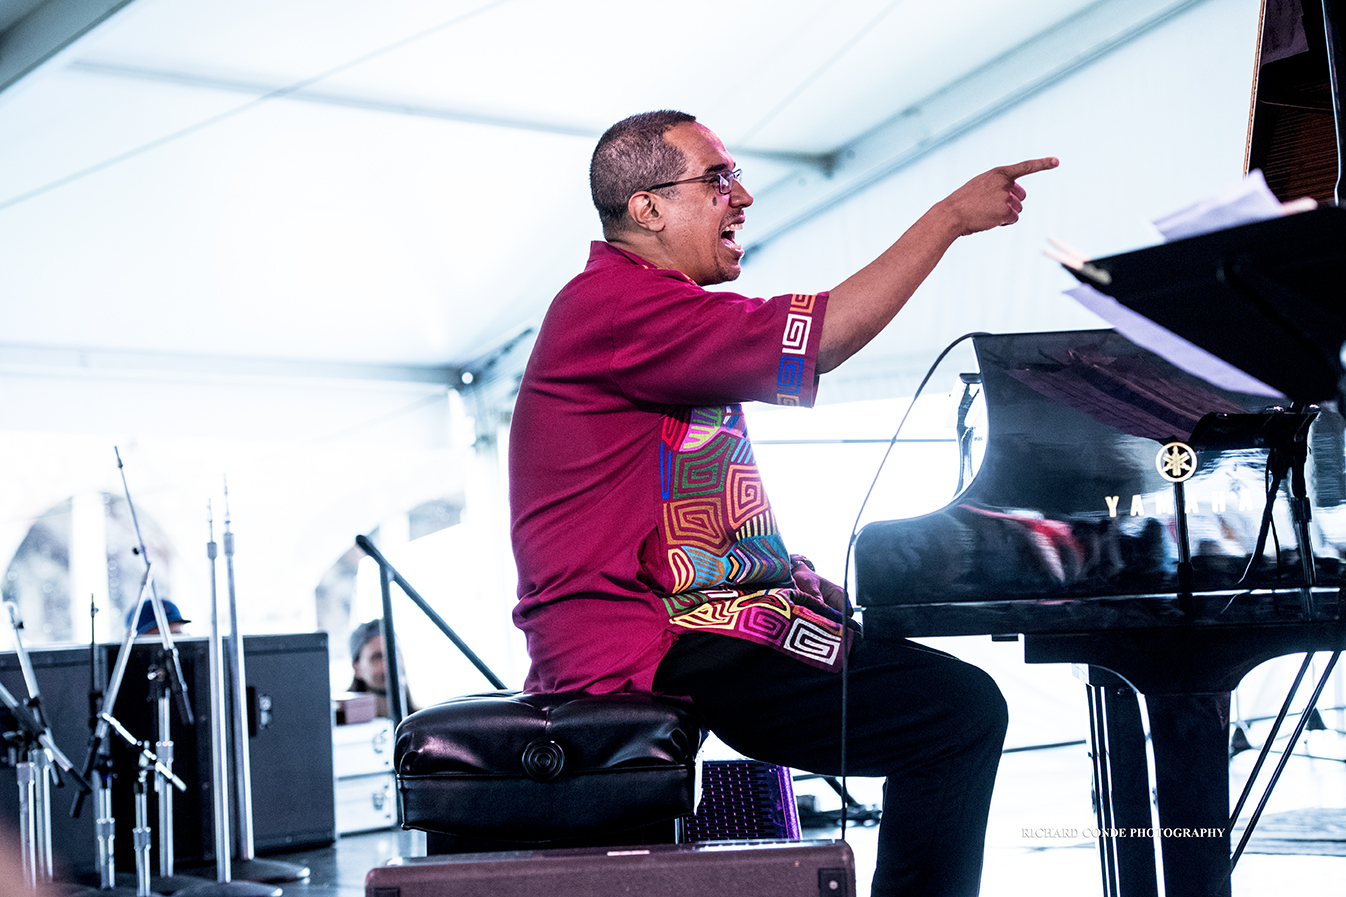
[354,635,387,690]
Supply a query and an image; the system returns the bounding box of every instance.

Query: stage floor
[241,729,1346,897]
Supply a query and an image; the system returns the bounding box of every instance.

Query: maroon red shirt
[509,242,840,694]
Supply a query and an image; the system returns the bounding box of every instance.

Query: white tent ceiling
[0,0,1274,691]
[0,0,1238,417]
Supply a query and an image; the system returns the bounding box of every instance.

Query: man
[509,110,1056,896]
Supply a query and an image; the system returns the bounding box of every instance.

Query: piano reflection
[852,3,1346,896]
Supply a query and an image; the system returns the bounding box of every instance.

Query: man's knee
[961,665,1009,748]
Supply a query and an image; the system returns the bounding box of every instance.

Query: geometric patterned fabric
[659,300,847,672]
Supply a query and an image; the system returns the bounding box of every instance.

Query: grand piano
[853,3,1346,896]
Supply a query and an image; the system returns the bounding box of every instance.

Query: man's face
[353,636,386,691]
[654,122,753,286]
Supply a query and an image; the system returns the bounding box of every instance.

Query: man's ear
[626,191,666,232]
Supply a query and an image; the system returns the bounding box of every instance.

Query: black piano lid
[1076,206,1346,406]
[853,328,1346,630]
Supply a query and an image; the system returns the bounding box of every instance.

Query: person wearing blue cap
[126,599,189,636]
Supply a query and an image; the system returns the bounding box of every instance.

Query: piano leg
[1085,667,1158,897]
[1028,624,1346,897]
[1146,692,1233,897]
[1086,675,1232,897]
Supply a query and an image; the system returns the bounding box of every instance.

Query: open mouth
[721,221,744,255]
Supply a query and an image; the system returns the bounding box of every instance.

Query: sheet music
[1150,169,1286,240]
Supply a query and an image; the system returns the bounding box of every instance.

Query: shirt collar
[586,241,696,284]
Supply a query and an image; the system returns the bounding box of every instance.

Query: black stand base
[63,883,172,897]
[71,870,216,895]
[176,857,309,886]
[172,881,282,897]
[228,858,309,884]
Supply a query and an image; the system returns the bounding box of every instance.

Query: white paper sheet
[1150,169,1285,240]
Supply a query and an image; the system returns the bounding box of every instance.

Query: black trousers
[654,632,1007,897]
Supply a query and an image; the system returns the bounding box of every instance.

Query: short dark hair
[590,110,697,237]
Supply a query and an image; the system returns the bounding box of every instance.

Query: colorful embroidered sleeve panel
[509,242,843,693]
[777,293,819,406]
[659,403,849,672]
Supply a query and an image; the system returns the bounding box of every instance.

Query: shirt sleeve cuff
[771,290,827,407]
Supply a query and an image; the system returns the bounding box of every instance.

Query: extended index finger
[1003,157,1060,180]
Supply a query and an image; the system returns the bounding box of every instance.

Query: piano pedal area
[994,660,1346,897]
[914,716,1345,897]
[782,637,1346,897]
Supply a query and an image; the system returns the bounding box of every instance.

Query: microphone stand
[94,713,187,897]
[954,372,982,494]
[141,651,213,895]
[174,504,280,897]
[69,568,209,897]
[223,489,253,862]
[5,599,56,885]
[72,568,153,864]
[106,448,222,894]
[219,485,307,885]
[0,603,92,891]
[114,447,193,729]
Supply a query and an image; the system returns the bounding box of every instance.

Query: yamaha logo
[1156,442,1197,483]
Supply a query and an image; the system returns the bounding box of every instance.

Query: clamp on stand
[94,712,186,896]
[1190,406,1322,610]
[71,565,204,897]
[0,601,91,892]
[145,654,178,882]
[954,372,982,495]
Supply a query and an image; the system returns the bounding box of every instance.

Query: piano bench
[393,691,704,853]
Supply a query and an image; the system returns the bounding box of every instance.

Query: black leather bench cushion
[395,692,702,842]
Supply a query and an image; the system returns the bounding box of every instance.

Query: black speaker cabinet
[1,633,336,876]
[366,839,855,897]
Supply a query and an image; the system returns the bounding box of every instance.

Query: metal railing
[354,534,506,730]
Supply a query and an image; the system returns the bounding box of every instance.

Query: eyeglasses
[641,168,743,196]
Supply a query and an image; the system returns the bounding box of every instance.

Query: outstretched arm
[817,157,1059,373]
